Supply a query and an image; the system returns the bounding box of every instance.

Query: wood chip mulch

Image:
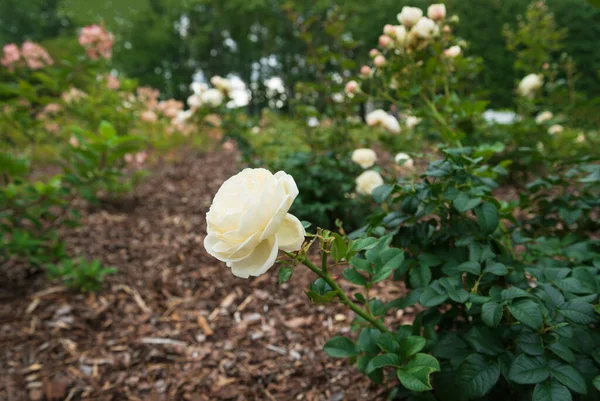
[0,150,410,401]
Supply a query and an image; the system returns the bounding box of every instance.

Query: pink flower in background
[78,24,114,60]
[20,41,53,69]
[360,66,372,77]
[125,151,148,167]
[43,103,62,114]
[136,86,160,108]
[62,87,87,104]
[157,99,183,119]
[140,110,158,122]
[106,74,120,90]
[69,136,80,147]
[1,44,20,70]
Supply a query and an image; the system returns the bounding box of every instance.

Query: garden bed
[0,150,409,401]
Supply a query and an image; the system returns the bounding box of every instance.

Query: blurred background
[3,0,599,111]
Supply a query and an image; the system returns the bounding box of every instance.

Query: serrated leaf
[558,301,597,324]
[397,366,434,392]
[475,202,499,234]
[457,353,500,399]
[419,284,448,307]
[342,268,368,286]
[454,193,482,213]
[508,354,549,384]
[399,336,426,359]
[376,333,400,353]
[508,300,543,330]
[548,360,587,394]
[366,353,401,373]
[532,381,572,401]
[484,263,508,276]
[324,336,359,358]
[458,261,481,275]
[278,266,293,284]
[331,233,347,262]
[501,287,533,300]
[481,301,503,327]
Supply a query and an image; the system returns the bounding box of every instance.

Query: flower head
[548,124,563,135]
[367,110,400,134]
[356,170,384,195]
[394,152,415,169]
[20,41,53,69]
[444,45,461,58]
[78,24,114,60]
[1,44,20,70]
[351,148,377,169]
[412,17,439,39]
[535,111,553,124]
[427,4,446,21]
[397,6,423,27]
[518,73,543,97]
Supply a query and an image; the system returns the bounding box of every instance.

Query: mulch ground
[0,150,410,401]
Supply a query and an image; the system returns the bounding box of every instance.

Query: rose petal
[276,214,306,252]
[229,236,279,278]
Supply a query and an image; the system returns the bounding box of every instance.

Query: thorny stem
[286,251,390,334]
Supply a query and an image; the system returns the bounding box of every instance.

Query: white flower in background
[174,109,192,124]
[69,136,79,148]
[210,75,232,95]
[251,126,261,135]
[397,6,423,27]
[393,25,408,46]
[412,17,438,39]
[332,92,345,103]
[187,93,203,108]
[383,24,395,36]
[548,124,564,135]
[307,117,320,127]
[374,55,386,67]
[518,73,543,97]
[444,45,461,58]
[427,4,446,21]
[200,88,224,107]
[356,170,384,195]
[204,168,306,278]
[351,148,377,169]
[405,115,421,129]
[345,80,359,95]
[535,111,553,124]
[367,109,400,134]
[576,133,585,143]
[190,82,208,94]
[394,152,415,169]
[140,110,157,123]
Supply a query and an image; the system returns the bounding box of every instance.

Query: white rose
[518,73,543,97]
[412,17,438,39]
[427,4,446,21]
[204,168,306,278]
[397,6,423,27]
[190,82,208,95]
[210,75,232,95]
[351,148,377,169]
[200,88,224,107]
[366,110,401,134]
[548,124,563,135]
[356,170,384,196]
[394,152,414,169]
[405,115,421,129]
[444,45,461,58]
[535,111,553,124]
[393,25,408,47]
[187,94,203,108]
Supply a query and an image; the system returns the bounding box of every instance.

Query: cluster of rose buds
[186,77,230,110]
[78,24,114,60]
[136,86,160,109]
[156,99,184,119]
[2,42,53,71]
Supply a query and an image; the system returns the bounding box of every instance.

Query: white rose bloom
[204,168,306,278]
[412,17,438,39]
[210,75,232,95]
[175,110,192,124]
[394,152,414,169]
[351,148,377,169]
[548,124,564,135]
[200,88,224,107]
[576,133,585,143]
[366,110,400,134]
[444,45,461,58]
[397,6,423,27]
[307,117,320,127]
[356,170,384,196]
[190,82,208,94]
[518,74,543,97]
[405,115,421,129]
[535,111,553,124]
[427,4,446,21]
[187,94,203,108]
[393,25,408,47]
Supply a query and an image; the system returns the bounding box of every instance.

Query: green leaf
[342,268,368,286]
[278,266,293,284]
[372,184,394,203]
[306,289,340,304]
[454,193,482,213]
[548,360,587,394]
[481,301,503,327]
[399,336,427,359]
[407,353,441,372]
[593,376,600,391]
[409,265,432,288]
[547,341,576,364]
[99,121,117,139]
[475,203,499,234]
[419,283,448,307]
[457,354,500,399]
[501,287,533,301]
[517,332,544,356]
[324,336,359,358]
[508,354,550,384]
[376,333,400,353]
[373,248,404,283]
[458,261,481,275]
[532,381,572,401]
[350,256,371,272]
[331,233,347,262]
[366,353,401,373]
[348,237,378,253]
[508,300,543,330]
[558,301,597,324]
[397,367,435,392]
[484,262,509,276]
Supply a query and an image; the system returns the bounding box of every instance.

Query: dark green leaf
[342,268,368,286]
[366,354,401,373]
[458,261,481,275]
[481,302,503,328]
[548,360,587,394]
[399,336,426,359]
[475,203,499,234]
[508,300,543,330]
[330,233,347,262]
[278,266,293,284]
[457,353,500,399]
[532,381,572,401]
[324,336,359,358]
[509,354,550,384]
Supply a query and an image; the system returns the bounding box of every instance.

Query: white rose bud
[535,111,553,124]
[548,124,563,135]
[444,45,461,58]
[427,4,446,21]
[366,110,401,134]
[204,168,306,278]
[345,80,359,95]
[383,24,396,36]
[397,6,423,27]
[374,55,386,67]
[356,170,384,196]
[518,73,543,97]
[394,153,415,170]
[351,148,377,169]
[412,17,438,39]
[379,35,393,48]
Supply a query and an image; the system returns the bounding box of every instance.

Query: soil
[0,149,410,401]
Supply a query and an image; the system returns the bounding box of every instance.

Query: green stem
[295,254,390,334]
